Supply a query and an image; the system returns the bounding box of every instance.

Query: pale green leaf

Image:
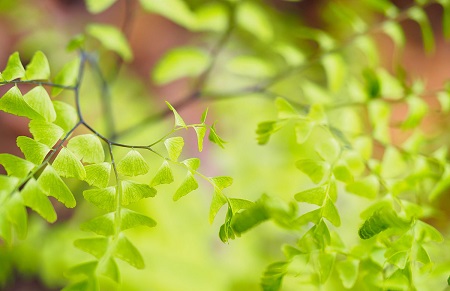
[226,55,276,79]
[211,176,233,190]
[295,159,329,184]
[153,47,210,85]
[117,149,149,176]
[98,258,119,283]
[274,43,305,66]
[229,198,254,213]
[315,138,340,163]
[381,146,408,178]
[84,162,111,188]
[294,186,326,206]
[0,153,35,178]
[80,213,114,236]
[74,237,108,259]
[402,96,428,129]
[21,178,56,223]
[52,101,78,133]
[67,134,105,164]
[442,0,450,39]
[437,91,450,113]
[194,2,228,32]
[383,21,406,48]
[0,86,41,119]
[295,120,313,144]
[430,164,450,201]
[332,162,354,183]
[52,147,86,180]
[231,202,269,234]
[83,187,116,211]
[114,234,145,269]
[87,24,133,61]
[38,165,76,208]
[317,253,336,283]
[182,158,200,171]
[194,126,206,152]
[201,108,208,123]
[23,86,56,122]
[261,261,288,291]
[64,260,97,277]
[275,97,298,119]
[164,136,184,162]
[336,259,359,289]
[2,52,25,81]
[52,58,80,96]
[209,190,227,223]
[121,209,157,231]
[256,121,282,145]
[237,2,273,42]
[308,103,327,123]
[17,136,50,165]
[0,215,12,245]
[66,34,86,52]
[4,192,27,239]
[208,122,226,148]
[62,279,99,291]
[29,120,64,148]
[24,51,51,80]
[415,245,431,265]
[322,53,346,92]
[165,101,186,128]
[345,175,379,199]
[139,0,197,30]
[322,198,341,227]
[408,6,434,53]
[0,175,19,194]
[415,220,443,242]
[150,161,174,186]
[85,0,117,13]
[121,180,156,205]
[173,173,198,201]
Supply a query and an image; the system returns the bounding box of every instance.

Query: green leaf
[211,176,233,190]
[84,162,111,188]
[383,21,406,49]
[237,2,273,42]
[16,136,50,165]
[415,245,430,265]
[0,153,35,178]
[229,198,254,213]
[387,251,408,269]
[150,161,174,186]
[85,0,117,13]
[317,253,335,283]
[0,215,12,245]
[65,261,97,277]
[256,121,282,145]
[442,0,450,39]
[209,190,227,223]
[52,58,80,96]
[437,91,450,113]
[295,120,313,144]
[164,137,184,162]
[139,0,197,30]
[201,108,208,123]
[308,103,327,123]
[21,178,56,223]
[67,134,105,164]
[322,198,341,227]
[29,120,64,148]
[322,53,346,92]
[208,122,226,148]
[401,96,428,129]
[332,162,354,183]
[408,6,434,53]
[336,259,359,289]
[194,126,206,152]
[0,175,19,194]
[38,165,76,208]
[226,55,276,79]
[83,187,116,211]
[74,237,108,259]
[52,101,78,133]
[0,86,41,119]
[294,186,326,206]
[80,213,114,236]
[415,220,443,242]
[182,158,201,171]
[381,146,408,178]
[23,86,56,122]
[2,52,25,81]
[52,147,86,180]
[121,209,157,231]
[121,180,156,205]
[173,173,198,201]
[24,51,51,80]
[261,261,288,291]
[194,2,228,32]
[165,101,186,128]
[87,24,133,61]
[358,208,397,239]
[231,202,269,234]
[315,138,340,163]
[98,258,120,283]
[117,149,149,177]
[345,175,379,199]
[295,159,329,184]
[4,193,27,239]
[275,97,298,119]
[62,279,99,291]
[153,47,210,84]
[113,234,145,269]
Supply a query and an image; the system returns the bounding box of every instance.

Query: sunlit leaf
[85,0,117,13]
[0,175,19,194]
[208,122,226,148]
[322,198,341,227]
[165,101,186,128]
[194,126,206,152]
[67,134,105,164]
[53,101,78,134]
[315,138,340,163]
[261,261,288,291]
[194,2,228,32]
[17,136,50,165]
[65,261,97,277]
[164,137,184,162]
[74,237,108,259]
[322,53,346,92]
[62,279,99,291]
[80,213,114,236]
[227,55,276,79]
[237,2,273,42]
[295,120,313,144]
[294,186,326,206]
[336,259,359,289]
[229,198,254,213]
[38,165,76,208]
[0,153,35,178]
[23,86,56,122]
[52,147,86,180]
[98,257,120,283]
[52,58,80,96]
[87,24,133,61]
[345,175,379,199]
[408,6,434,53]
[121,180,156,205]
[173,173,198,201]
[317,253,335,283]
[21,178,56,223]
[381,146,408,178]
[415,220,443,242]
[209,190,227,223]
[332,162,353,183]
[24,51,50,80]
[139,0,197,30]
[117,149,149,177]
[150,161,174,186]
[0,86,41,119]
[275,97,298,119]
[182,158,201,171]
[211,176,233,190]
[84,162,111,188]
[401,96,428,129]
[121,209,157,231]
[29,120,64,148]
[153,47,210,84]
[383,21,406,49]
[231,202,269,234]
[4,193,27,239]
[83,187,116,211]
[295,159,329,184]
[114,234,145,269]
[2,52,25,81]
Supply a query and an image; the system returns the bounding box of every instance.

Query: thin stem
[0,80,75,90]
[74,51,88,121]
